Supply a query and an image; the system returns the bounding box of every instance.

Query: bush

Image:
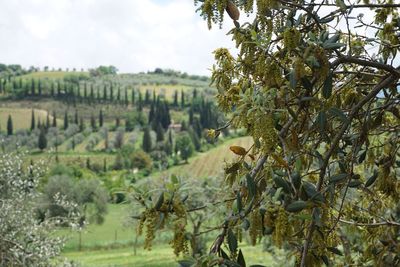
[130,150,152,170]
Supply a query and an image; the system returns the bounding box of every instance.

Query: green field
[160,136,253,178]
[61,205,275,267]
[0,107,61,130]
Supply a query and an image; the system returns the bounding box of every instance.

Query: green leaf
[289,69,297,89]
[322,71,333,99]
[237,249,246,267]
[154,192,164,210]
[326,33,341,44]
[286,200,308,213]
[365,170,378,187]
[349,180,363,188]
[316,111,327,134]
[329,107,349,124]
[292,172,302,189]
[242,218,250,230]
[358,150,367,163]
[273,176,291,194]
[178,259,195,267]
[220,248,230,260]
[227,229,238,254]
[321,255,330,266]
[302,182,325,203]
[327,246,343,256]
[236,191,242,213]
[329,173,348,183]
[323,42,346,50]
[171,174,179,185]
[246,174,256,199]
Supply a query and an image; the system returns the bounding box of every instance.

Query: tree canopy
[137,1,400,266]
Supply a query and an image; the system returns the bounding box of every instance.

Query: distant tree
[181,90,185,108]
[137,91,143,111]
[124,89,129,106]
[156,123,165,142]
[117,87,121,103]
[193,88,198,99]
[38,79,42,96]
[99,109,104,127]
[103,158,107,172]
[110,83,114,101]
[79,117,85,132]
[30,109,35,131]
[142,127,152,153]
[38,128,47,151]
[176,133,194,163]
[7,115,13,135]
[189,105,194,125]
[145,89,150,105]
[104,128,109,150]
[99,85,105,102]
[114,128,124,149]
[52,111,57,127]
[46,112,50,130]
[63,111,69,130]
[90,114,96,130]
[74,110,79,124]
[115,117,120,128]
[131,89,135,104]
[30,78,35,96]
[130,150,152,170]
[189,127,201,151]
[173,90,178,107]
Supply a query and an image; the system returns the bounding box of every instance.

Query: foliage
[41,175,109,225]
[0,153,79,266]
[136,1,400,266]
[130,150,153,171]
[175,133,195,163]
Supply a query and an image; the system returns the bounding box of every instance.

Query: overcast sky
[0,0,238,76]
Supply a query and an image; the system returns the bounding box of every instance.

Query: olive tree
[0,153,79,266]
[138,1,400,266]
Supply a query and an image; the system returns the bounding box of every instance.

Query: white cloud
[0,0,239,75]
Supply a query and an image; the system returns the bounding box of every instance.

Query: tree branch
[300,72,399,267]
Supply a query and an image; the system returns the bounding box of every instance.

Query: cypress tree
[38,128,47,151]
[115,117,120,128]
[31,109,35,131]
[90,84,95,103]
[96,88,100,102]
[142,127,152,152]
[7,115,13,136]
[124,89,128,106]
[174,90,178,107]
[99,109,104,127]
[145,89,150,105]
[189,105,194,125]
[103,84,107,101]
[84,82,88,100]
[64,111,69,130]
[152,90,156,103]
[38,79,42,96]
[50,82,55,97]
[137,91,143,111]
[52,111,57,127]
[79,117,85,132]
[103,158,107,172]
[57,80,61,97]
[189,127,201,151]
[37,119,42,129]
[181,90,185,108]
[74,110,79,124]
[31,79,35,96]
[156,123,165,142]
[90,114,96,130]
[131,89,135,104]
[117,87,121,103]
[46,112,50,130]
[149,103,155,124]
[110,83,114,101]
[193,88,198,99]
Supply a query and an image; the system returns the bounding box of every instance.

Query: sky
[0,0,238,76]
